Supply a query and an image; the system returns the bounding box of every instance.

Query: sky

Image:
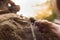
[12,0,47,17]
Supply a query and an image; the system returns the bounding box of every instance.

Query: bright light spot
[12,0,51,18]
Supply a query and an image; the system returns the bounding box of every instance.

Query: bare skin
[0,0,15,11]
[35,20,60,37]
[0,0,20,13]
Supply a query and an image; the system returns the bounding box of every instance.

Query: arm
[35,20,60,37]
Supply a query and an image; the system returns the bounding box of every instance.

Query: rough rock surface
[0,13,60,40]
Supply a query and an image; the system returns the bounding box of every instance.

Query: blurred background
[12,0,56,21]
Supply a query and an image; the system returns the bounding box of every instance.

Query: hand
[35,20,60,37]
[12,5,20,11]
[9,5,20,13]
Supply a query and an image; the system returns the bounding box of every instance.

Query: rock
[0,13,60,40]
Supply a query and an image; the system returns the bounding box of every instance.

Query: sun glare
[12,0,52,18]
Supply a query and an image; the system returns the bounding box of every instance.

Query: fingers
[35,20,60,36]
[35,20,52,27]
[35,20,52,33]
[35,20,59,33]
